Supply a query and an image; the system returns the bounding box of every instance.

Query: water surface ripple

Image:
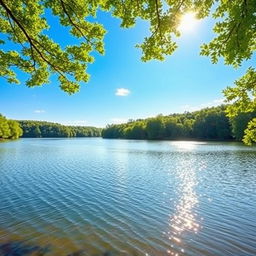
[0,138,256,256]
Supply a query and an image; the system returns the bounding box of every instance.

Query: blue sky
[0,11,254,127]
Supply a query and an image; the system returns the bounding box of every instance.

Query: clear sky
[0,11,254,127]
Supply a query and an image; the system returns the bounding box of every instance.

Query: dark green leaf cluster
[0,114,23,140]
[224,68,256,144]
[229,112,256,145]
[102,105,255,142]
[243,118,256,145]
[18,120,101,138]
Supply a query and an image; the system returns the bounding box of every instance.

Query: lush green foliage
[18,120,101,138]
[243,118,256,145]
[102,105,254,141]
[229,112,256,141]
[0,1,254,91]
[0,114,23,139]
[0,0,255,141]
[1,107,255,142]
[0,0,106,93]
[224,68,256,144]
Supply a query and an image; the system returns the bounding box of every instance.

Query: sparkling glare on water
[167,157,200,255]
[0,138,256,256]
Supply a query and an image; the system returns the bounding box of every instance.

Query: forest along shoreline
[102,105,255,142]
[1,105,255,143]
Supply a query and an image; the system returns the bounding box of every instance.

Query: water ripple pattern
[0,138,256,256]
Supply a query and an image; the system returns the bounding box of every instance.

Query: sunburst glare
[178,12,199,33]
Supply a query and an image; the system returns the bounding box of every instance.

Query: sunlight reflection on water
[169,141,207,151]
[166,156,203,256]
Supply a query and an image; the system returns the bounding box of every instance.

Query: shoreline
[1,137,242,144]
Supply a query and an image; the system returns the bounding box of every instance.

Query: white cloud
[110,118,128,124]
[180,98,225,112]
[34,109,45,114]
[115,88,130,96]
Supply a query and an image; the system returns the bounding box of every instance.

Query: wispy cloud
[34,109,45,114]
[180,98,225,112]
[110,118,128,124]
[115,88,130,96]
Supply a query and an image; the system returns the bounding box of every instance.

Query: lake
[0,138,255,256]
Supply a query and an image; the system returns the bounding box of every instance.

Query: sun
[178,12,199,33]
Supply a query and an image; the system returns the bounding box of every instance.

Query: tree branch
[60,0,93,45]
[6,12,36,70]
[0,0,68,79]
[154,0,163,39]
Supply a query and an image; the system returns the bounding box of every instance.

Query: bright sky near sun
[0,11,254,127]
[178,12,199,33]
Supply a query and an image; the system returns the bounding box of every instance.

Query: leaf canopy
[0,0,254,93]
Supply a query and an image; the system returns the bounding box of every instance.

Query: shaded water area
[0,138,256,256]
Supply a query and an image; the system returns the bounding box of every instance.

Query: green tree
[193,107,231,140]
[124,122,147,139]
[102,106,233,141]
[8,119,23,139]
[0,114,22,139]
[32,125,41,137]
[243,118,256,145]
[164,118,178,138]
[18,120,101,138]
[146,118,165,139]
[0,114,11,139]
[224,69,256,144]
[230,112,256,141]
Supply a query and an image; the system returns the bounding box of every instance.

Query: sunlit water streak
[166,155,203,256]
[0,138,256,256]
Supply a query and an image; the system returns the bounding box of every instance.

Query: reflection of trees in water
[0,240,139,256]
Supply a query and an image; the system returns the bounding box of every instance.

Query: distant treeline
[1,106,255,141]
[18,121,102,138]
[102,106,256,141]
[0,114,23,140]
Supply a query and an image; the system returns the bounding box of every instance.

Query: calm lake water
[0,138,256,256]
